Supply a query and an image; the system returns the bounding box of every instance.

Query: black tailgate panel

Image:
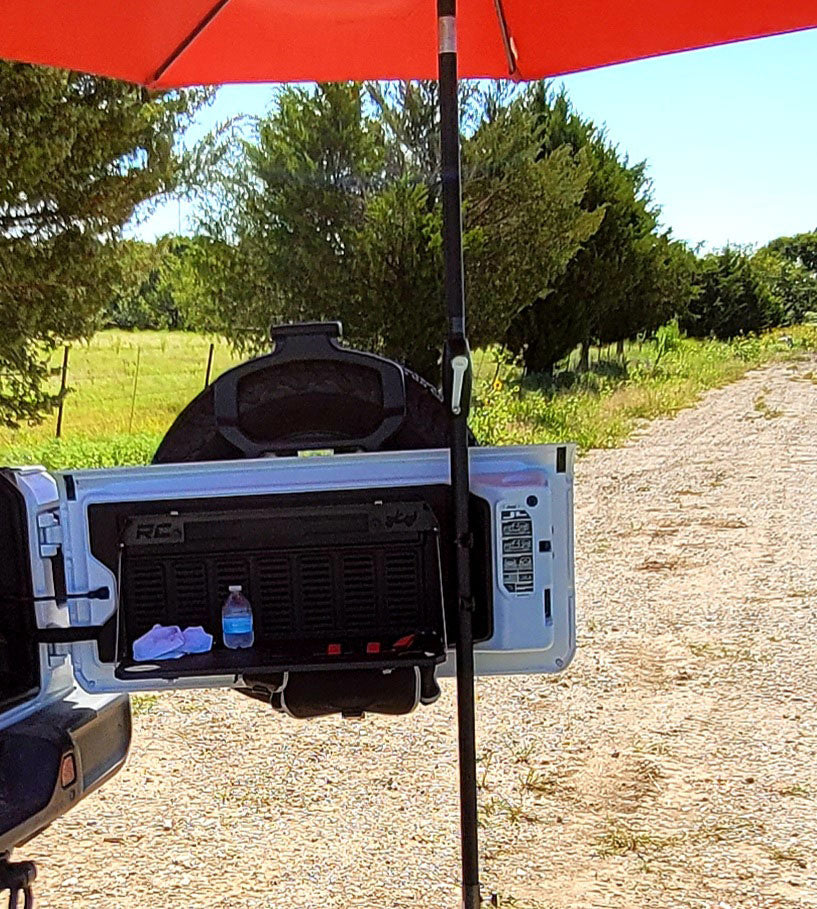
[108,497,452,679]
[87,485,493,677]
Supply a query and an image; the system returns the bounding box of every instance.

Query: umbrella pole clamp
[437,0,482,906]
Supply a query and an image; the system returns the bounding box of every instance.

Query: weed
[688,642,712,657]
[707,469,728,488]
[692,816,759,844]
[700,517,747,529]
[485,894,554,909]
[477,748,495,790]
[480,794,534,825]
[513,743,537,765]
[131,693,160,716]
[631,734,671,756]
[753,392,784,420]
[521,769,559,795]
[778,782,812,798]
[688,641,756,663]
[637,557,688,571]
[763,844,808,869]
[595,818,678,857]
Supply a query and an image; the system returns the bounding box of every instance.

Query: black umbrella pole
[437,1,481,907]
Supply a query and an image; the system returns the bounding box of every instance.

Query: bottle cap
[228,584,242,593]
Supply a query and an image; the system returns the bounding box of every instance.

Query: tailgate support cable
[1,586,110,605]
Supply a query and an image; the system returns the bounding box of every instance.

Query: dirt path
[29,359,817,908]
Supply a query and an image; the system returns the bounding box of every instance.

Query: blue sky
[133,28,817,252]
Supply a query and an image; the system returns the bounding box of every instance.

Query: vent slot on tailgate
[115,499,445,680]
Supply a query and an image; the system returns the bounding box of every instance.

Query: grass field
[0,332,243,468]
[1,324,815,469]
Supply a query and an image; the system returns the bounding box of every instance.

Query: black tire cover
[154,360,464,463]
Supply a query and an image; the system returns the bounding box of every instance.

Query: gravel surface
[27,359,817,908]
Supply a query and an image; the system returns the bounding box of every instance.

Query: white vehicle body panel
[0,468,111,731]
[13,445,575,694]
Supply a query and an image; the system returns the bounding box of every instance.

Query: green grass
[1,325,815,469]
[595,818,680,857]
[130,693,160,716]
[0,331,243,468]
[470,324,817,451]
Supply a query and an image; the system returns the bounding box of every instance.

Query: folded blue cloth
[132,624,213,661]
[181,625,214,654]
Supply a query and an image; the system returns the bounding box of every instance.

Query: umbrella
[3,1,817,86]
[2,4,816,907]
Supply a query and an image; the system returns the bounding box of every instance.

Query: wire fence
[19,332,637,447]
[40,334,243,442]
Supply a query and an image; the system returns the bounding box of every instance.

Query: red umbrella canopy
[2,0,817,87]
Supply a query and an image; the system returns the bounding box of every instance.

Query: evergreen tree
[194,82,601,380]
[0,62,206,425]
[506,87,691,373]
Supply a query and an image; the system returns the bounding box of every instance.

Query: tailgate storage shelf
[116,499,446,680]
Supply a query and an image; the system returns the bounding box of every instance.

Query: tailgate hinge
[46,643,69,669]
[37,510,63,558]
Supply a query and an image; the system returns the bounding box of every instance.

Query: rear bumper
[0,690,131,855]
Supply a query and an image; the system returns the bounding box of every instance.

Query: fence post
[128,346,141,433]
[204,342,215,389]
[55,345,70,439]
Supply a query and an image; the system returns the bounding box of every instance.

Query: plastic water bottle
[222,585,254,649]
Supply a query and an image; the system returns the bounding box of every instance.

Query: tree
[766,230,817,273]
[193,84,384,356]
[194,82,601,380]
[681,246,783,339]
[103,236,212,331]
[505,88,692,373]
[462,88,603,350]
[758,232,817,323]
[0,63,206,425]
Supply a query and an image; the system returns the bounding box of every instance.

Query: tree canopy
[103,236,210,331]
[194,82,602,379]
[681,245,783,339]
[0,62,206,425]
[759,231,817,323]
[4,69,812,423]
[505,88,694,372]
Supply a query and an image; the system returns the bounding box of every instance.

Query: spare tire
[154,359,466,463]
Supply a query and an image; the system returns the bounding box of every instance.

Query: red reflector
[393,634,416,650]
[60,753,77,789]
[366,642,381,654]
[327,643,342,656]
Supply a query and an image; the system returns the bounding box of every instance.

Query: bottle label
[223,616,253,635]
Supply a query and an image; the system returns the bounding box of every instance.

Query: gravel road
[28,358,817,908]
